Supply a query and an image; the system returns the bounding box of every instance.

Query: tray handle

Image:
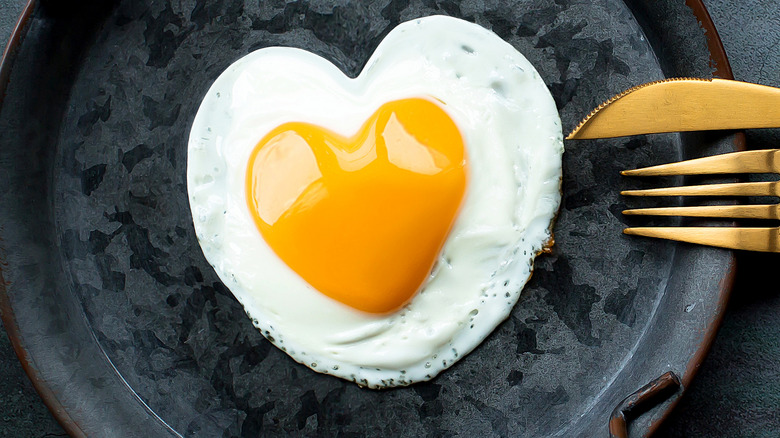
[608,371,681,438]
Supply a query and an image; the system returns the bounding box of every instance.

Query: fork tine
[621,149,780,176]
[623,204,780,219]
[624,227,780,252]
[621,181,780,197]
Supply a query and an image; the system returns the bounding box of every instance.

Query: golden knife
[566,78,780,140]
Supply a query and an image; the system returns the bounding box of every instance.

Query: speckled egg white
[187,15,563,388]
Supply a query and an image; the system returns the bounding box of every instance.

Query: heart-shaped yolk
[246,98,467,313]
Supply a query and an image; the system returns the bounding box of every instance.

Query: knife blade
[566,78,780,140]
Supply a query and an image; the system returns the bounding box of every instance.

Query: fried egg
[187,15,563,388]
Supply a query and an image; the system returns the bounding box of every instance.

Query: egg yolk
[246,98,467,313]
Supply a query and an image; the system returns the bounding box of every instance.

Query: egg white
[187,15,563,388]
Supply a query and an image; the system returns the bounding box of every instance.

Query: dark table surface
[1,0,778,437]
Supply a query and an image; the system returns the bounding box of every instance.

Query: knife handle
[692,79,780,129]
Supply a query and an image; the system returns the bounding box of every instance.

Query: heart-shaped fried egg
[187,15,563,388]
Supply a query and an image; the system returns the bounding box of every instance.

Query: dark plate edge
[645,1,741,436]
[0,1,738,437]
[0,1,86,437]
[0,0,33,104]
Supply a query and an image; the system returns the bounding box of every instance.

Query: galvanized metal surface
[0,0,742,436]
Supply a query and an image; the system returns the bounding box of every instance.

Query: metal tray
[0,0,737,436]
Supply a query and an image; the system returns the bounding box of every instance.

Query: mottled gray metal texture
[0,0,733,437]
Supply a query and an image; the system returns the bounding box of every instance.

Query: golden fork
[620,149,780,252]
